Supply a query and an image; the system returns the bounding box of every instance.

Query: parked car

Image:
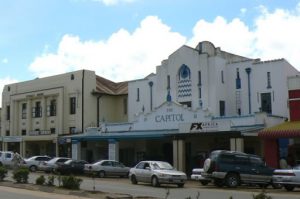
[39,157,70,173]
[191,168,211,185]
[273,165,300,191]
[0,151,15,167]
[0,151,24,167]
[56,159,88,175]
[84,160,129,178]
[129,160,187,187]
[23,155,52,172]
[202,150,274,188]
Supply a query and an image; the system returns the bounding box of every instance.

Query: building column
[108,139,119,161]
[41,96,47,131]
[2,142,7,151]
[173,139,186,172]
[27,98,32,134]
[230,138,244,152]
[71,140,81,160]
[21,140,26,157]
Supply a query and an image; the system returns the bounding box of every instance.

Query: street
[3,171,300,199]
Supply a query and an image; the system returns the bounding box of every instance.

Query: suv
[202,150,274,188]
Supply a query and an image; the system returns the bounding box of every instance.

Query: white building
[76,41,298,172]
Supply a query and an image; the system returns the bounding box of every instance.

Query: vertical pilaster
[230,138,244,152]
[173,139,186,172]
[72,141,81,160]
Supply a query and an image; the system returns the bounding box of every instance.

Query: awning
[258,121,300,138]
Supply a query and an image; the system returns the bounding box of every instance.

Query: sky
[1,0,300,103]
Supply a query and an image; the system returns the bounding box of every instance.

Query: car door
[113,161,127,176]
[249,156,273,183]
[134,162,145,182]
[142,162,153,183]
[233,154,252,183]
[101,161,114,176]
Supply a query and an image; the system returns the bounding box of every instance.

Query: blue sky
[1,0,300,96]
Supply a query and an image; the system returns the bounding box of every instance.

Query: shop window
[21,103,27,119]
[70,97,76,114]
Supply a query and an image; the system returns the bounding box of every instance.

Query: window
[32,101,42,118]
[267,72,272,88]
[21,129,26,136]
[198,71,202,86]
[6,105,10,120]
[21,103,27,119]
[221,70,224,84]
[219,100,225,116]
[5,130,9,136]
[69,127,76,134]
[167,75,170,89]
[180,101,191,108]
[8,86,10,91]
[123,97,128,115]
[71,74,74,80]
[136,88,140,102]
[50,128,56,134]
[48,99,56,116]
[236,68,241,89]
[70,97,76,114]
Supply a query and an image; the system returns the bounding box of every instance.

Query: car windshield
[151,162,174,170]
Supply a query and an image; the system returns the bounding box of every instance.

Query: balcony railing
[28,130,51,136]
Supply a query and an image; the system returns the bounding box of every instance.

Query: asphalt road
[5,171,300,199]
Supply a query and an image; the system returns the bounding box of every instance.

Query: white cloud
[240,8,247,15]
[1,58,8,64]
[188,4,300,70]
[0,77,18,105]
[29,4,300,82]
[92,0,136,6]
[29,16,186,81]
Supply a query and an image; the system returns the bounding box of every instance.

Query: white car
[191,168,211,185]
[129,161,187,187]
[39,157,70,173]
[23,155,51,172]
[0,151,23,167]
[273,165,300,191]
[84,160,129,178]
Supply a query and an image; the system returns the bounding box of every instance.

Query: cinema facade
[69,41,298,173]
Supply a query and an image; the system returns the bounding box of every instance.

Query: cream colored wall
[1,70,98,136]
[99,95,128,123]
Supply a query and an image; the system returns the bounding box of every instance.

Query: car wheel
[98,171,105,178]
[177,183,184,188]
[29,165,37,172]
[214,179,224,187]
[200,181,209,186]
[130,175,138,184]
[203,158,211,172]
[225,173,240,188]
[284,185,295,191]
[151,176,160,187]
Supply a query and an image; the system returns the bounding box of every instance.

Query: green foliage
[0,166,7,181]
[13,167,29,183]
[61,175,82,190]
[36,175,46,185]
[253,190,272,199]
[47,175,55,186]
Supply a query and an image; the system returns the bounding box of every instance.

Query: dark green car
[202,150,275,188]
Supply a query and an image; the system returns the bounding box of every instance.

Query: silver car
[39,157,70,173]
[23,155,51,172]
[84,160,129,178]
[129,161,187,187]
[273,165,300,191]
